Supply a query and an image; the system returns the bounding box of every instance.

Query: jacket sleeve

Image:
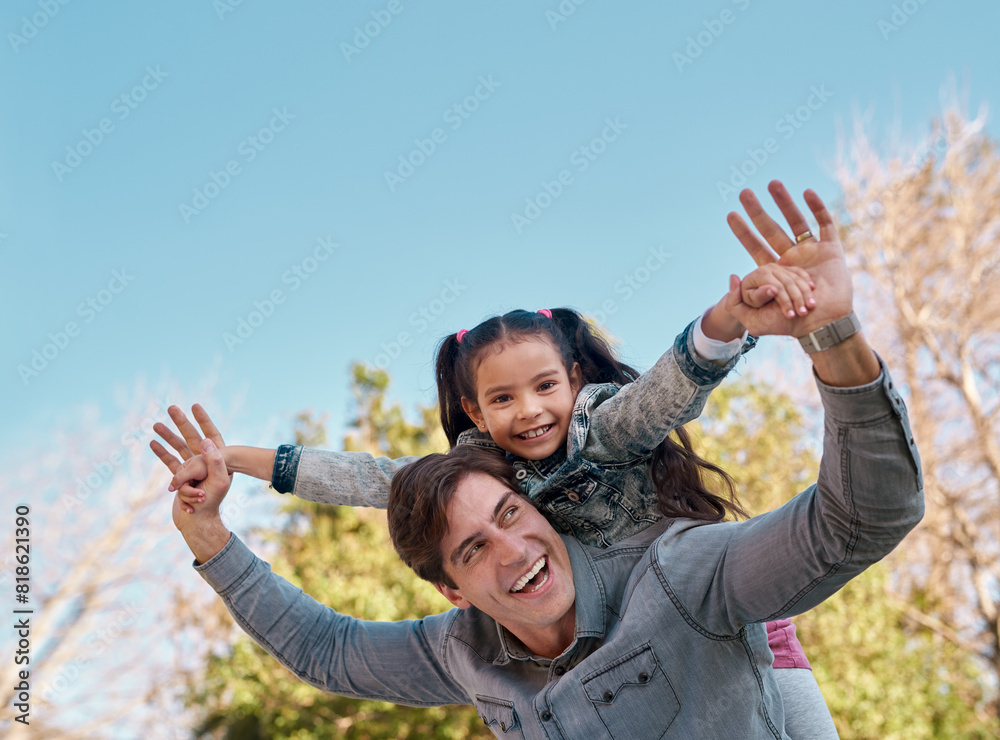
[195,534,471,707]
[583,318,753,462]
[654,359,924,635]
[271,445,423,509]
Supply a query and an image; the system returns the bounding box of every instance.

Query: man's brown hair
[388,444,520,588]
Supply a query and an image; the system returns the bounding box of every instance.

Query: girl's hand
[150,404,232,514]
[739,263,816,316]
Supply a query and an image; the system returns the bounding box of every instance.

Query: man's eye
[503,506,518,522]
[465,544,482,562]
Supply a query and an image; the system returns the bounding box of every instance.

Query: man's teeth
[520,425,551,439]
[511,557,546,593]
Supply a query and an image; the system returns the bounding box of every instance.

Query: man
[160,183,923,738]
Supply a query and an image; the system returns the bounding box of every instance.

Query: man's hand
[162,438,233,564]
[150,404,231,514]
[725,181,853,338]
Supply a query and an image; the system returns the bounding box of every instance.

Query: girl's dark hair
[434,308,747,522]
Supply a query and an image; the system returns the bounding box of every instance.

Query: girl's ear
[569,362,584,395]
[461,397,486,430]
[436,582,472,610]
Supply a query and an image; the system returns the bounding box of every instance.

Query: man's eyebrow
[449,491,516,566]
[481,369,560,398]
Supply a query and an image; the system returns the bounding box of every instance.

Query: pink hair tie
[456,329,469,343]
[536,309,552,319]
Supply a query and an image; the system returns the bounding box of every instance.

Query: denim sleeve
[194,534,470,706]
[271,445,423,509]
[653,360,924,635]
[584,319,754,462]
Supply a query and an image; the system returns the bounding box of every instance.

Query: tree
[0,388,219,739]
[188,364,492,739]
[833,98,1000,729]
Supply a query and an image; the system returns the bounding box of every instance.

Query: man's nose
[495,532,525,567]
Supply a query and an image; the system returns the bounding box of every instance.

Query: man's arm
[164,438,470,706]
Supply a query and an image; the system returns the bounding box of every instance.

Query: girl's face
[462,337,582,460]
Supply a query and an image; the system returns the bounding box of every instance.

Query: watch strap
[798,312,861,354]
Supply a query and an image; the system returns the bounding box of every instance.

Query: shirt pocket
[474,695,525,738]
[582,645,679,739]
[544,470,614,529]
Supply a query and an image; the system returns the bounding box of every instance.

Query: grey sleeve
[271,445,423,509]
[195,534,470,707]
[656,359,924,633]
[585,319,754,461]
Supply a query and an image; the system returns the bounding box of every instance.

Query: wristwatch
[798,312,861,354]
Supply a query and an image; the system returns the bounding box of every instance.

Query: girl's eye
[538,381,556,391]
[491,394,511,404]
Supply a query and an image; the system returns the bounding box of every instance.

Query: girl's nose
[516,397,542,419]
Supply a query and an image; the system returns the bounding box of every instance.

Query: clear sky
[3,0,999,459]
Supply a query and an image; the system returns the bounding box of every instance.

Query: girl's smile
[462,338,582,460]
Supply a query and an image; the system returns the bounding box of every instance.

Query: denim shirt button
[540,710,552,722]
[515,469,528,481]
[638,672,649,683]
[602,690,614,702]
[566,491,581,503]
[554,665,565,675]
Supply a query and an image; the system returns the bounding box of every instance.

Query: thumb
[201,439,227,480]
[725,274,742,310]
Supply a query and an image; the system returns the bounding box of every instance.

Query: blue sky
[3,0,999,461]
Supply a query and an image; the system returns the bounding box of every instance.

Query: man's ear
[435,582,472,610]
[569,362,584,395]
[461,397,486,431]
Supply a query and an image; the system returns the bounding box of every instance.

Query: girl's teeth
[522,425,550,439]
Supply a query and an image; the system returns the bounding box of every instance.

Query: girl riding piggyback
[159,264,836,737]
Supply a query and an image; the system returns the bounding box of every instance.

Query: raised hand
[726,181,853,338]
[150,404,231,514]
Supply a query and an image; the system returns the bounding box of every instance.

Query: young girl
[156,266,836,738]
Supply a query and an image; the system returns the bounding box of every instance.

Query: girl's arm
[581,310,751,462]
[157,406,418,511]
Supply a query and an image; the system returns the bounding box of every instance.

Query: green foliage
[188,364,490,739]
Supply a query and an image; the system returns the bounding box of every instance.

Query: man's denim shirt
[197,363,923,739]
[272,319,754,547]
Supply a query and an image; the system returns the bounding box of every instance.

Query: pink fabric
[536,309,552,318]
[766,618,812,670]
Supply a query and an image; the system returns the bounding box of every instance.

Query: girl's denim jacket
[271,318,754,547]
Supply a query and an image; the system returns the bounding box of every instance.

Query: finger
[803,189,838,243]
[153,421,194,461]
[149,440,181,474]
[178,484,207,504]
[788,266,817,309]
[774,272,807,318]
[170,459,205,491]
[192,404,225,447]
[727,212,778,266]
[738,188,795,255]
[768,181,815,243]
[744,285,778,309]
[202,438,228,481]
[169,405,205,456]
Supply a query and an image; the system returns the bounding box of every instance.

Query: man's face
[436,472,576,658]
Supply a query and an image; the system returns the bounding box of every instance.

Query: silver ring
[795,230,814,244]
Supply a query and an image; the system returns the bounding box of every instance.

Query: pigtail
[549,308,639,385]
[549,307,746,522]
[435,334,474,447]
